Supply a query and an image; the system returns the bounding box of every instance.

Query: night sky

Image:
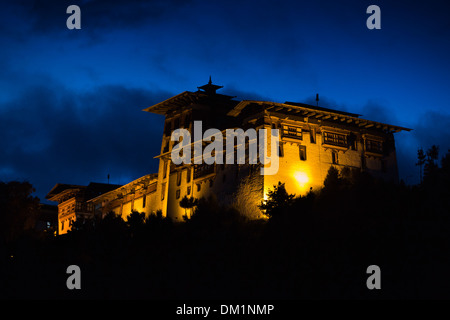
[1,0,450,203]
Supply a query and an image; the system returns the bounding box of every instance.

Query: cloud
[356,101,450,184]
[360,100,396,124]
[0,79,172,202]
[413,111,450,152]
[390,110,450,184]
[12,0,194,35]
[220,86,274,102]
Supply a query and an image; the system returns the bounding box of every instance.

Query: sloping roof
[284,101,362,118]
[143,91,236,115]
[46,184,85,201]
[46,182,122,202]
[85,182,123,200]
[227,100,412,133]
[88,173,158,203]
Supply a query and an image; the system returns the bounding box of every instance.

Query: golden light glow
[294,171,309,185]
[263,189,269,201]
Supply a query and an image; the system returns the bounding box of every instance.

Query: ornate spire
[197,76,223,95]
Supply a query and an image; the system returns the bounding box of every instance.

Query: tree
[424,145,439,181]
[179,196,198,220]
[428,145,439,163]
[416,148,426,183]
[441,149,450,173]
[0,181,40,242]
[258,182,295,219]
[126,210,146,237]
[323,166,343,191]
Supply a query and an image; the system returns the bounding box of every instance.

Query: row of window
[59,204,74,214]
[365,139,383,153]
[60,202,94,215]
[173,178,213,201]
[167,163,215,185]
[323,132,383,153]
[280,144,383,166]
[110,196,148,215]
[323,132,348,147]
[161,183,192,201]
[278,125,383,153]
[278,125,317,143]
[277,144,307,161]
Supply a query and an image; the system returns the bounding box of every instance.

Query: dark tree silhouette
[126,210,146,237]
[416,147,426,183]
[258,182,295,219]
[6,150,450,300]
[0,181,40,243]
[441,149,450,177]
[424,145,439,182]
[179,195,198,220]
[323,165,342,190]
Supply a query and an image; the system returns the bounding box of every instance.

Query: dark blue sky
[1,0,450,202]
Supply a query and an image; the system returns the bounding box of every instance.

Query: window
[299,145,307,161]
[186,167,191,183]
[366,139,383,154]
[177,171,182,186]
[196,183,201,192]
[332,151,339,164]
[142,195,146,208]
[187,186,191,195]
[209,179,214,187]
[323,132,348,147]
[298,146,306,161]
[278,143,284,157]
[348,133,357,150]
[176,189,180,199]
[282,125,302,140]
[310,129,316,144]
[163,161,167,179]
[161,183,166,200]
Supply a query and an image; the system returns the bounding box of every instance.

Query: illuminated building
[47,79,411,231]
[46,182,121,234]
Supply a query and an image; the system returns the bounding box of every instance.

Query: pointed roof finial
[197,76,223,95]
